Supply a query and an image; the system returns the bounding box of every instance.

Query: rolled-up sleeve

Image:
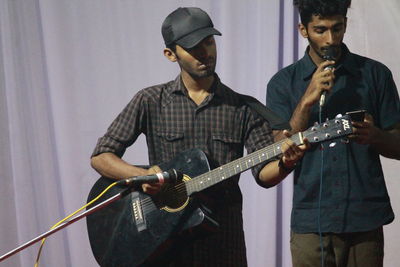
[91,90,147,158]
[244,108,279,184]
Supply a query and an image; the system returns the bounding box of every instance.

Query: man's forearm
[290,100,312,133]
[258,159,294,188]
[90,152,151,180]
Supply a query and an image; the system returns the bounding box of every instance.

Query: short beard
[177,58,216,79]
[190,68,215,79]
[307,37,342,60]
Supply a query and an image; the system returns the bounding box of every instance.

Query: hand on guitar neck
[258,129,310,187]
[280,129,310,170]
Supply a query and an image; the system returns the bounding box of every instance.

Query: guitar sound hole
[154,180,189,210]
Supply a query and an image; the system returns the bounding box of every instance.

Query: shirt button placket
[193,108,201,148]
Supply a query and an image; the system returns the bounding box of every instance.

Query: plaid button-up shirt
[92,74,274,266]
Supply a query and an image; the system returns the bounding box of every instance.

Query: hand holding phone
[346,110,377,145]
[346,110,366,122]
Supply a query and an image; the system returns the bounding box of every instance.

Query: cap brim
[175,27,221,49]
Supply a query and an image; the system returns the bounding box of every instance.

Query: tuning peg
[329,142,337,148]
[314,121,319,126]
[341,138,350,144]
[335,114,343,118]
[326,118,329,122]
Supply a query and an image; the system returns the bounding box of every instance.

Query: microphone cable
[33,181,119,267]
[318,104,325,267]
[317,47,336,266]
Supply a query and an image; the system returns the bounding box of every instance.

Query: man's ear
[299,23,308,38]
[164,48,177,62]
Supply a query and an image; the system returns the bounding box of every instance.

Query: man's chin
[320,46,341,58]
[191,70,215,79]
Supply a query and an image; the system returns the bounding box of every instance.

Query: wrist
[299,97,314,109]
[278,157,296,172]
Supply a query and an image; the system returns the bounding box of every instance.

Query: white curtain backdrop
[0,0,399,266]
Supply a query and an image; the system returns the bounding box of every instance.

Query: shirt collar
[299,47,317,80]
[300,43,360,80]
[170,73,222,98]
[336,44,361,77]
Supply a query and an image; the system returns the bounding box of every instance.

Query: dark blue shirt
[266,44,400,233]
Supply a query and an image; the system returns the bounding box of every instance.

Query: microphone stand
[0,187,131,263]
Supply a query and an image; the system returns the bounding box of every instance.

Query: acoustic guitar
[86,115,353,266]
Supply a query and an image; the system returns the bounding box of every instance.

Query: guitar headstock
[302,114,353,144]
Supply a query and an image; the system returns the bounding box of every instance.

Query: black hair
[294,0,351,26]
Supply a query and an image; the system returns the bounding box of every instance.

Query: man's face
[301,14,347,61]
[175,36,217,79]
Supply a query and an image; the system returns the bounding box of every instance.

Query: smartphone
[346,110,366,122]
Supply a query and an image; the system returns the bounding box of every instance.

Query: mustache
[197,56,215,65]
[320,46,340,60]
[321,45,340,53]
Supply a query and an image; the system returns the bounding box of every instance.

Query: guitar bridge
[131,195,147,232]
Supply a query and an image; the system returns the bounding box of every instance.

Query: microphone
[117,169,182,186]
[319,46,337,107]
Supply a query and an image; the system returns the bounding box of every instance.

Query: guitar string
[136,131,327,210]
[137,138,293,210]
[137,123,345,210]
[138,142,285,210]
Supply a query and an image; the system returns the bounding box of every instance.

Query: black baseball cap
[162,7,221,49]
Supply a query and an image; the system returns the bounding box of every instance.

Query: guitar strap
[238,93,291,131]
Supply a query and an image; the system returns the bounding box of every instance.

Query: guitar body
[86,148,214,267]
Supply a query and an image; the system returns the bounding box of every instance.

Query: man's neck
[180,71,215,93]
[180,72,215,106]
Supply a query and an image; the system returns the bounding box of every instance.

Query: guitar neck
[185,132,303,195]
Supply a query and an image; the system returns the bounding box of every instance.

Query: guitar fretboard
[185,132,303,195]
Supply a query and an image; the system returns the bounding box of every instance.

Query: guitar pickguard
[159,174,191,212]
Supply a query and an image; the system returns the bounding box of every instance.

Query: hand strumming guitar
[141,165,163,194]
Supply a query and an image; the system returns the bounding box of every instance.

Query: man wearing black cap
[91,7,305,266]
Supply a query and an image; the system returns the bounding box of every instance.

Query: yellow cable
[34,181,119,267]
